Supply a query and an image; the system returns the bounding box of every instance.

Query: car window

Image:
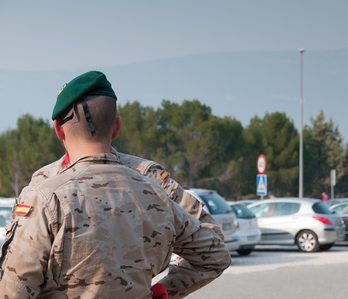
[273,202,301,216]
[231,205,255,219]
[249,203,272,218]
[332,204,348,215]
[0,207,12,227]
[198,193,233,215]
[312,202,331,214]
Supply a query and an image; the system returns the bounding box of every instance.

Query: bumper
[318,226,345,244]
[237,229,261,249]
[224,233,242,251]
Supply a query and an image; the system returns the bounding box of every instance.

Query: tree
[112,101,160,159]
[242,112,299,198]
[335,145,348,197]
[154,100,244,196]
[303,110,345,198]
[0,114,64,197]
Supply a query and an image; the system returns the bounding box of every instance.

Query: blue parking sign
[257,174,267,195]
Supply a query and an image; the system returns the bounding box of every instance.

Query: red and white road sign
[257,154,267,174]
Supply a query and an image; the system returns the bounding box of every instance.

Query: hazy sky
[0,1,347,142]
[1,0,347,71]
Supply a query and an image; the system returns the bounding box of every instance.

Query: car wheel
[237,248,254,256]
[296,230,319,252]
[319,243,334,251]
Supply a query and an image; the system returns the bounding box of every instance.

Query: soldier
[0,71,231,298]
[24,81,224,240]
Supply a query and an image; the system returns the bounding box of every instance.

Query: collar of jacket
[62,153,122,172]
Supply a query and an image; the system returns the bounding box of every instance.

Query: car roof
[234,199,260,204]
[329,201,348,209]
[247,197,320,207]
[228,202,246,206]
[0,198,15,206]
[184,188,217,195]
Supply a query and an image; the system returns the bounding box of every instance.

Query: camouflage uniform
[0,154,231,298]
[25,148,224,241]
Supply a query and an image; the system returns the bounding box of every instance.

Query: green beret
[52,71,117,120]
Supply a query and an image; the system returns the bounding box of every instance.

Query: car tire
[319,243,334,251]
[237,248,254,256]
[296,230,319,252]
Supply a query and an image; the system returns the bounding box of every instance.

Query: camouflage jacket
[0,154,231,298]
[25,148,223,240]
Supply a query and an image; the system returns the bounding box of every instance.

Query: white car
[228,202,261,255]
[234,199,260,206]
[184,188,240,252]
[0,198,15,247]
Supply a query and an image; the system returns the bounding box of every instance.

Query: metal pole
[299,48,305,198]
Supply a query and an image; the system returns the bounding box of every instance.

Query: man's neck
[67,142,111,161]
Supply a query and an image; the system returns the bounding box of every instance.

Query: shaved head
[60,95,117,143]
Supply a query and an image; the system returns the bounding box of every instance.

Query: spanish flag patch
[16,204,32,216]
[160,170,170,181]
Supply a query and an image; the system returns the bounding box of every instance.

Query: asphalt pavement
[154,243,348,298]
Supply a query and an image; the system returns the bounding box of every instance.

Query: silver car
[248,198,345,252]
[185,188,240,252]
[234,199,260,206]
[329,202,348,241]
[228,202,261,255]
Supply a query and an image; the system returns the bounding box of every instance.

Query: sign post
[257,155,267,199]
[331,169,336,204]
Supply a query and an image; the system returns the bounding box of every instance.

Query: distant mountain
[1,49,347,140]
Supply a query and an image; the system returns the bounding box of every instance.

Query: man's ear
[112,116,122,140]
[53,119,65,140]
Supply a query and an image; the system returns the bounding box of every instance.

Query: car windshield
[0,207,12,227]
[198,193,233,215]
[312,202,331,214]
[230,205,255,219]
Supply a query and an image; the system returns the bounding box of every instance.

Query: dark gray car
[329,202,348,241]
[248,198,345,252]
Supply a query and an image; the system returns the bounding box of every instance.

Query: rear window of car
[312,202,331,214]
[198,193,233,215]
[230,205,255,219]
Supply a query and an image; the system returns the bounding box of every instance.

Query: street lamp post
[299,48,305,198]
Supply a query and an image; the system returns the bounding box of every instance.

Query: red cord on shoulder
[151,283,168,299]
[62,151,70,169]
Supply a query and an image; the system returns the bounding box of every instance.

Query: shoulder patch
[16,204,32,216]
[160,170,170,181]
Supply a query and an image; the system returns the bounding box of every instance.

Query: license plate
[247,235,257,241]
[223,223,232,231]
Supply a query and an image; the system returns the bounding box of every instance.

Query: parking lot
[154,243,348,298]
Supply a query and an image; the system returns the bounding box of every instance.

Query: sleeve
[157,203,231,298]
[144,165,224,241]
[117,151,224,240]
[0,190,55,298]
